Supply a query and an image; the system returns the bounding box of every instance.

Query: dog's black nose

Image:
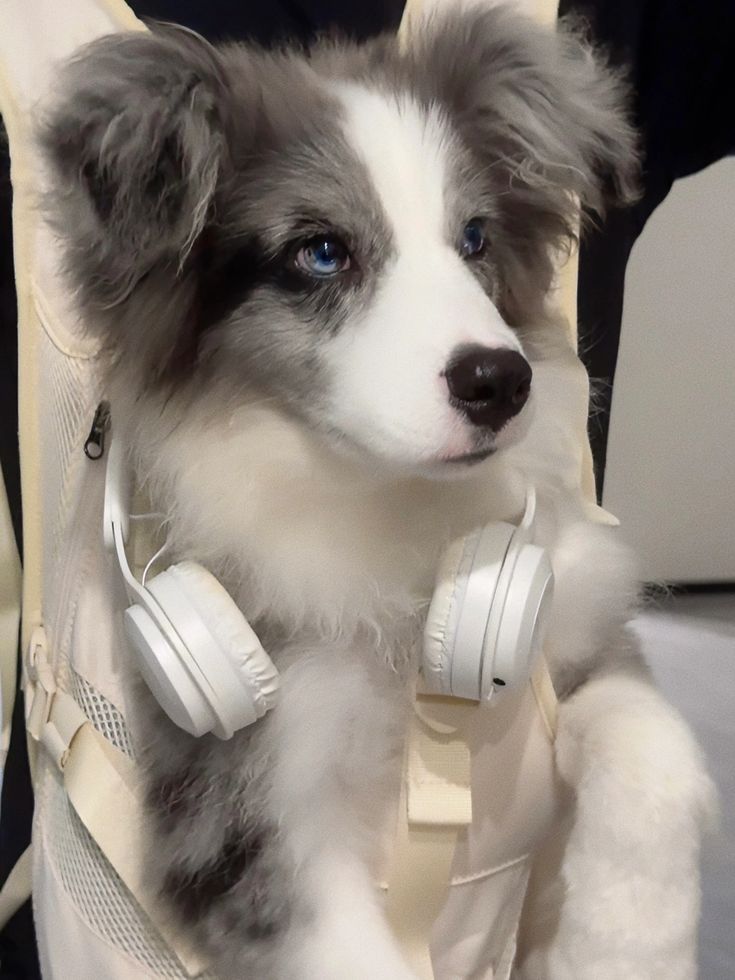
[445,345,532,430]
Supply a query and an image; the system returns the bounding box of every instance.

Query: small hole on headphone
[493,678,506,686]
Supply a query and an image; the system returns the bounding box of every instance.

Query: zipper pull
[84,401,111,460]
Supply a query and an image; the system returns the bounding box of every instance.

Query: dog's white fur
[107,83,717,980]
[329,87,525,467]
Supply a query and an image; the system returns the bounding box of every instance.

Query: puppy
[41,6,714,978]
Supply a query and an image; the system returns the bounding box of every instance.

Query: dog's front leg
[517,660,716,980]
[265,643,420,980]
[286,845,420,980]
[149,642,418,980]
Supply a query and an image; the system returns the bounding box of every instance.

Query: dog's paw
[555,668,718,843]
[290,919,420,980]
[516,945,696,980]
[522,667,717,980]
[296,947,420,980]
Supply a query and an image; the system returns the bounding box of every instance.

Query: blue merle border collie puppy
[41,5,714,978]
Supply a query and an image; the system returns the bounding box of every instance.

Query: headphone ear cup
[139,562,279,739]
[165,562,279,711]
[423,534,478,695]
[480,543,553,699]
[426,518,545,702]
[449,521,516,699]
[123,602,219,737]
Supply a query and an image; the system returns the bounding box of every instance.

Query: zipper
[83,400,111,460]
[48,403,109,685]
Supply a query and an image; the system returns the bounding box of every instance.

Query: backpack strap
[21,626,208,975]
[385,692,474,977]
[0,1,207,970]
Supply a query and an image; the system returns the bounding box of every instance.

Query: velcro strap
[407,694,473,827]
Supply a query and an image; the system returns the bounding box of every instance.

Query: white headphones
[422,488,554,701]
[104,430,280,740]
[104,422,552,738]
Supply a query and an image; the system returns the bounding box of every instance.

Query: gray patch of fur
[135,679,292,976]
[39,28,228,374]
[40,26,394,407]
[131,632,408,979]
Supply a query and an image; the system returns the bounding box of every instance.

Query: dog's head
[42,7,636,476]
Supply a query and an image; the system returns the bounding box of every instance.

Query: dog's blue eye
[295,237,351,278]
[461,219,486,258]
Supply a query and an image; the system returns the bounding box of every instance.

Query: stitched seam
[449,851,529,887]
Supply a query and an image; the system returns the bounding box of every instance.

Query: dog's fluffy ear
[40,27,228,306]
[414,5,639,231]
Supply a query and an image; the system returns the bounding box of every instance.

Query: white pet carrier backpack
[0,0,613,977]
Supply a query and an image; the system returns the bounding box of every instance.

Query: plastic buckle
[25,627,55,741]
[25,626,86,770]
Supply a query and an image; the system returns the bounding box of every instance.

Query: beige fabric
[530,658,559,741]
[430,675,561,980]
[386,791,465,977]
[26,634,207,976]
[407,696,474,827]
[385,669,561,980]
[386,695,475,977]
